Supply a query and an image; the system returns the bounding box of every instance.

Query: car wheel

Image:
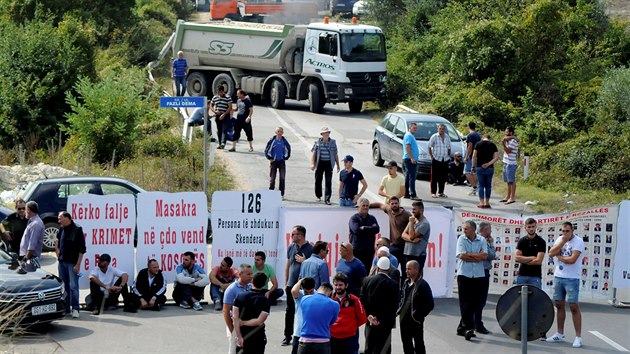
[43,222,60,252]
[372,143,384,166]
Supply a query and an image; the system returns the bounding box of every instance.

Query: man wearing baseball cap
[339,155,367,207]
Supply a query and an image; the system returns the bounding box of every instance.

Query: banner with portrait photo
[278,206,456,297]
[136,192,209,283]
[613,201,630,289]
[68,194,136,289]
[457,205,618,300]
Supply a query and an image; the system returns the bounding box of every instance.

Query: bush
[65,67,157,164]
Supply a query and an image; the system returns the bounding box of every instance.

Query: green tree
[65,67,157,164]
[0,20,94,148]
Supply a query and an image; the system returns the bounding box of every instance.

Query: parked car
[19,176,146,252]
[0,248,66,328]
[372,112,466,177]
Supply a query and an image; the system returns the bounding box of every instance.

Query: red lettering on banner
[91,227,133,244]
[155,199,197,217]
[427,233,443,268]
[72,202,100,220]
[160,227,177,244]
[180,227,205,243]
[93,254,117,267]
[104,202,129,223]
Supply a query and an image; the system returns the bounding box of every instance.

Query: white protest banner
[68,194,136,289]
[278,206,456,297]
[457,205,618,299]
[136,192,208,283]
[211,190,282,270]
[613,201,629,288]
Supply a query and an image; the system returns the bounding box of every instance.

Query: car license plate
[31,303,56,316]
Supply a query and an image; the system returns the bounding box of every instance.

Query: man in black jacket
[127,259,167,312]
[55,211,86,319]
[360,257,400,354]
[398,260,434,354]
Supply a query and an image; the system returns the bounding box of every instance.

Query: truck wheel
[43,222,60,252]
[372,143,384,166]
[308,83,323,113]
[348,100,363,113]
[213,73,236,100]
[270,80,286,109]
[187,72,207,96]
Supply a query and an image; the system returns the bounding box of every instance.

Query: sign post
[159,96,209,194]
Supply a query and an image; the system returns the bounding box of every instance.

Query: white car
[352,0,365,17]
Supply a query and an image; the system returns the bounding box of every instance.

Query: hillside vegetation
[365,0,630,204]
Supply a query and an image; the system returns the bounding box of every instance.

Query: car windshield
[340,32,386,62]
[412,121,461,142]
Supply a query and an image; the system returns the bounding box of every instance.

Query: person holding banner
[311,127,340,205]
[128,259,167,312]
[349,198,380,273]
[546,222,585,348]
[55,211,86,319]
[173,251,210,311]
[455,221,488,340]
[283,225,314,346]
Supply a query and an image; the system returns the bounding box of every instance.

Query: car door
[379,114,398,161]
[391,115,407,164]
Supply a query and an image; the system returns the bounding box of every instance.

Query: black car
[19,176,146,252]
[0,249,66,328]
[372,112,466,177]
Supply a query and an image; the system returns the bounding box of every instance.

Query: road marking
[590,331,630,352]
[267,107,381,201]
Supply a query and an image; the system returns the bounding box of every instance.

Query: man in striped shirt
[428,124,451,198]
[211,86,233,149]
[500,126,519,204]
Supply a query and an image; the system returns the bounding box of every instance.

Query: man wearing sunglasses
[1,198,28,253]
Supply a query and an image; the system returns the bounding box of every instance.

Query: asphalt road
[3,101,629,353]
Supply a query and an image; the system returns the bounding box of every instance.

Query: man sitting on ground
[128,258,167,312]
[210,256,238,311]
[87,253,131,315]
[253,251,285,305]
[173,251,210,311]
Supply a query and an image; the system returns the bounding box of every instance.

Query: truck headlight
[344,88,353,95]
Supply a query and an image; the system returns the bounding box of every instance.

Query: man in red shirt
[209,256,238,310]
[330,272,367,354]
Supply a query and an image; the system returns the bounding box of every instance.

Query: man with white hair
[360,257,399,354]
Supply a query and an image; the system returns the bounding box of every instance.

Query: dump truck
[173,18,387,113]
[210,0,318,23]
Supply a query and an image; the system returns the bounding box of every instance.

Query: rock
[0,163,76,204]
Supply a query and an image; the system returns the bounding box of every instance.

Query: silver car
[372,112,466,177]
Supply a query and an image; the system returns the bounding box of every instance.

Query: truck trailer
[173,18,386,113]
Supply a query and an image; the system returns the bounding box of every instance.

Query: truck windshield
[340,33,386,62]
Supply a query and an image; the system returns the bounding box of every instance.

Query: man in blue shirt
[290,277,316,354]
[173,251,210,311]
[264,127,292,198]
[463,122,481,194]
[299,241,330,290]
[455,221,488,340]
[402,123,421,200]
[298,283,339,354]
[171,50,188,96]
[335,242,366,296]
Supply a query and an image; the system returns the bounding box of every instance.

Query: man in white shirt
[88,253,130,315]
[546,222,585,348]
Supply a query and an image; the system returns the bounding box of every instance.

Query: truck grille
[346,72,386,86]
[0,287,63,304]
